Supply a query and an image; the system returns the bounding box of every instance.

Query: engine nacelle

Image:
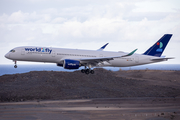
[57,63,63,67]
[63,59,80,69]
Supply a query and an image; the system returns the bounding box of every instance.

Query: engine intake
[63,59,80,69]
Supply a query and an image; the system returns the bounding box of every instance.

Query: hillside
[0,69,180,102]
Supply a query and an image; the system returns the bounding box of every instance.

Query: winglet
[122,49,137,57]
[97,43,109,51]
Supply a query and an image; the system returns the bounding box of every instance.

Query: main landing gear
[81,65,94,74]
[81,69,94,74]
[14,61,17,68]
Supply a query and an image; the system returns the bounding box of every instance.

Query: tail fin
[143,34,172,57]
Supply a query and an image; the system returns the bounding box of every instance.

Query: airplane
[5,34,174,74]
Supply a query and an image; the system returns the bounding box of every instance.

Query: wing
[58,49,137,67]
[80,49,137,63]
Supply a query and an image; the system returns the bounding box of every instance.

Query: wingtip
[122,49,138,57]
[132,48,138,54]
[164,34,173,36]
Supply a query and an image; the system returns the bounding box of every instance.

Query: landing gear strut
[14,61,17,68]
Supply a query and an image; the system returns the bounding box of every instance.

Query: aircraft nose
[5,53,10,59]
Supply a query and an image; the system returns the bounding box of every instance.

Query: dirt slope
[0,68,180,102]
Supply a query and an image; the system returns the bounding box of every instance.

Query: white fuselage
[5,46,163,68]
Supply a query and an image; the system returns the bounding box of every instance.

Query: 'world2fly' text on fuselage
[5,34,174,74]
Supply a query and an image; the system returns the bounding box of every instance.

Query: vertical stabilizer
[143,34,172,57]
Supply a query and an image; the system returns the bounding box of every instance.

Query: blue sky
[0,0,180,64]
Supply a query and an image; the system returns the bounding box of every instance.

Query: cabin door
[52,50,56,57]
[21,49,25,55]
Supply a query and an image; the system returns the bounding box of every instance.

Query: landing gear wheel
[81,69,85,73]
[85,69,90,74]
[90,70,94,74]
[14,61,17,68]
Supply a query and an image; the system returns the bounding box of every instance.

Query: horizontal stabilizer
[151,57,174,61]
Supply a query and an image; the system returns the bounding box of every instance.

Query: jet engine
[57,63,63,67]
[63,59,80,69]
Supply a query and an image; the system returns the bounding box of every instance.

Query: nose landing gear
[14,65,17,68]
[14,61,17,68]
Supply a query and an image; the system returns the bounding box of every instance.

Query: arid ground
[0,69,180,120]
[0,68,180,102]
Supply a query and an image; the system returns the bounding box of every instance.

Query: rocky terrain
[0,68,180,102]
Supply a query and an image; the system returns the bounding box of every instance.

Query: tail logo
[156,42,163,52]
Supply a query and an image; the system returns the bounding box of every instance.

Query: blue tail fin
[143,34,172,57]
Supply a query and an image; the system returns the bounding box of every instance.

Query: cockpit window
[10,49,15,52]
